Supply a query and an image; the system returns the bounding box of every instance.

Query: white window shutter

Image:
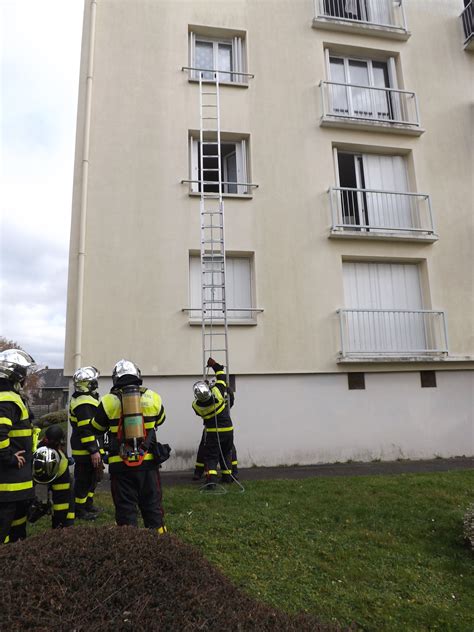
[190,137,199,193]
[236,139,248,194]
[189,255,201,315]
[232,36,244,83]
[387,57,403,121]
[189,32,197,80]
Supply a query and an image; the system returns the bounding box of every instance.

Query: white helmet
[0,348,35,389]
[73,366,100,393]
[112,359,141,386]
[193,380,212,402]
[32,446,61,484]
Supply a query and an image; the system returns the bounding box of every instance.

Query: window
[189,137,249,195]
[335,150,418,230]
[342,262,426,353]
[189,254,254,321]
[328,54,399,121]
[189,31,246,83]
[322,0,395,26]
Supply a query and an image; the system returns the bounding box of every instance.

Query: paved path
[97,457,473,490]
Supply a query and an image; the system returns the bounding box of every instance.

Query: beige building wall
[65,0,473,466]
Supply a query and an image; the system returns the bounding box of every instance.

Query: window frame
[189,30,247,85]
[188,253,256,325]
[189,136,250,196]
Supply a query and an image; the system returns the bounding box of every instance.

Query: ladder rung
[202,117,218,120]
[202,141,219,145]
[203,168,220,172]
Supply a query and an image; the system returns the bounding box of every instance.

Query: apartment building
[65,0,473,469]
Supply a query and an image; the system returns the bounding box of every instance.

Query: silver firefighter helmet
[73,366,100,393]
[0,348,35,387]
[32,446,61,484]
[112,359,141,386]
[193,380,212,402]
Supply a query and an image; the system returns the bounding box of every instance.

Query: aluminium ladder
[198,71,229,383]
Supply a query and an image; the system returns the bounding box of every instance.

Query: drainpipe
[73,0,97,370]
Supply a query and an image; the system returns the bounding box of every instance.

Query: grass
[32,470,474,631]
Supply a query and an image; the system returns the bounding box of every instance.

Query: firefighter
[192,358,234,487]
[69,366,103,520]
[192,382,238,481]
[0,348,36,544]
[89,359,168,534]
[33,424,75,528]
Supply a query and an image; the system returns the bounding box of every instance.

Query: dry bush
[0,526,347,632]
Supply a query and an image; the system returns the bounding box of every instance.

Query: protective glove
[207,357,224,372]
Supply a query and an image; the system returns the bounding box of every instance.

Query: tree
[0,336,44,400]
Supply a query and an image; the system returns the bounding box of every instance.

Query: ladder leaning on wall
[198,70,230,383]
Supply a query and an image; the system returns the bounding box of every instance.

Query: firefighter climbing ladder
[198,70,229,382]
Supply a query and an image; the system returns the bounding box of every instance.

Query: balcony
[461,1,474,50]
[313,0,409,39]
[328,187,437,242]
[320,81,423,134]
[337,309,449,361]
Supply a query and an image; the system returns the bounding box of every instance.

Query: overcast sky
[1,1,84,368]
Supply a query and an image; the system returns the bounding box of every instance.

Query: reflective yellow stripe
[216,380,226,387]
[206,426,233,432]
[157,526,167,535]
[195,462,205,467]
[87,491,94,499]
[11,516,27,527]
[3,535,10,544]
[0,392,29,420]
[109,425,118,433]
[52,483,70,491]
[0,481,33,492]
[77,420,90,427]
[201,402,226,420]
[221,470,231,475]
[53,503,69,511]
[9,429,32,437]
[144,421,155,429]
[0,418,12,427]
[108,453,154,464]
[92,419,107,432]
[208,469,218,475]
[99,448,105,454]
[75,496,87,504]
[81,436,95,443]
[32,427,40,452]
[72,394,99,408]
[0,438,10,449]
[72,449,90,456]
[67,512,75,520]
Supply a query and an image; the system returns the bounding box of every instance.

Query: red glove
[207,357,217,368]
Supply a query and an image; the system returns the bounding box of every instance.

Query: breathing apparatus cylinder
[121,385,145,443]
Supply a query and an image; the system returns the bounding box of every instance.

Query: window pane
[195,41,214,80]
[217,43,232,81]
[348,60,372,116]
[329,58,349,114]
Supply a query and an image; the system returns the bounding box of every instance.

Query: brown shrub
[0,526,346,632]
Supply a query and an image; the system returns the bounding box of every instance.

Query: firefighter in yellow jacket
[0,348,36,544]
[192,358,234,488]
[69,366,103,520]
[89,359,168,534]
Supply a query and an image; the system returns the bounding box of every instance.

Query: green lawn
[34,470,474,631]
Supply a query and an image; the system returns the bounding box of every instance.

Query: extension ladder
[198,71,229,382]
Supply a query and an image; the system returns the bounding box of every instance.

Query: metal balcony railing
[320,81,420,127]
[461,1,473,47]
[329,187,435,236]
[315,0,407,30]
[337,309,448,359]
